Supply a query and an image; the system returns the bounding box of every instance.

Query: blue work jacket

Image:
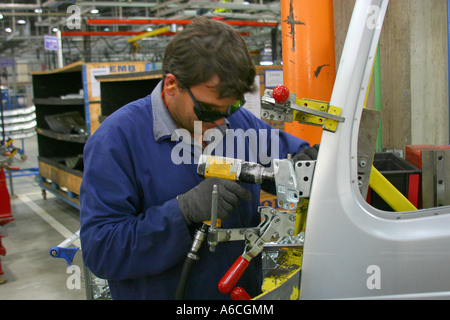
[80,82,309,300]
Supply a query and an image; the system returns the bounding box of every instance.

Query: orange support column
[280,0,336,145]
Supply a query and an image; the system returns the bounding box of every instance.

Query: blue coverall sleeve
[79,129,192,281]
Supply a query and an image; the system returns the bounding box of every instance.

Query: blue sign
[0,59,15,67]
[44,35,59,51]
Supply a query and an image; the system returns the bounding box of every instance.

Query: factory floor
[0,135,86,300]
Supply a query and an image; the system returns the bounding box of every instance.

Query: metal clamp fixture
[214,206,297,295]
[261,88,344,132]
[194,155,317,299]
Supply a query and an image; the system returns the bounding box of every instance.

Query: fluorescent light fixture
[17,19,26,24]
[260,61,274,66]
[0,14,3,19]
[5,27,12,33]
[52,27,59,32]
[34,8,42,13]
[90,8,99,14]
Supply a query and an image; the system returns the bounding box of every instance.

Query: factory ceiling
[0,0,282,65]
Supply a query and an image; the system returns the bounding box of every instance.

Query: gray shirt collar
[151,81,178,141]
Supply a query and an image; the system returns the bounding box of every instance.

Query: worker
[80,16,313,300]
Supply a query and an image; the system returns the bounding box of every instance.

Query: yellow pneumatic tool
[197,155,274,184]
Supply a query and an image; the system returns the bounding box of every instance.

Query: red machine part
[272,85,290,104]
[230,287,251,300]
[0,168,12,219]
[218,256,250,294]
[0,237,5,276]
[0,167,14,282]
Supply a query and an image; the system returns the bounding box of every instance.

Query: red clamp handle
[272,85,290,104]
[230,287,251,300]
[218,256,250,294]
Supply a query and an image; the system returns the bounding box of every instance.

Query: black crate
[369,152,421,211]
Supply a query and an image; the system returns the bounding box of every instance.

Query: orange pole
[280,0,336,145]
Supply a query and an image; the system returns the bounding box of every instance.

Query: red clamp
[231,287,251,300]
[218,256,250,294]
[272,85,290,104]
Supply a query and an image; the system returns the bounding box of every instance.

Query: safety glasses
[186,88,245,122]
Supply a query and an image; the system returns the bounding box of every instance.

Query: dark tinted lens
[188,87,244,122]
[194,106,227,122]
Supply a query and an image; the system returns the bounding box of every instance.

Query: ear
[164,73,178,93]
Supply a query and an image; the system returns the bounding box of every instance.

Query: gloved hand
[177,177,253,225]
[292,144,320,161]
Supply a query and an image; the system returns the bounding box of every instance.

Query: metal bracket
[208,206,296,256]
[273,158,299,210]
[435,150,450,207]
[242,207,297,261]
[422,149,450,208]
[357,108,382,197]
[294,160,316,198]
[293,98,344,132]
[261,89,344,132]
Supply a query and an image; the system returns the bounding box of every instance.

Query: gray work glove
[293,144,320,161]
[177,177,253,225]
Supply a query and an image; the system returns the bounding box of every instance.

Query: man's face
[166,74,239,135]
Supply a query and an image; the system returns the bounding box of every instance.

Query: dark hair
[162,16,256,99]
